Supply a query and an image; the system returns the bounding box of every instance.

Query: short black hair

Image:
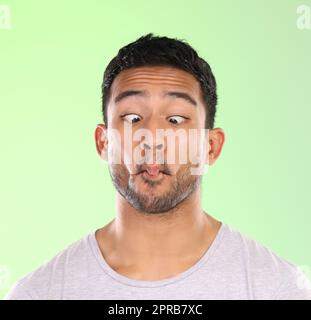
[101,33,217,128]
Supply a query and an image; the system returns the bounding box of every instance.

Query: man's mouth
[145,165,161,175]
[141,170,164,180]
[138,164,167,181]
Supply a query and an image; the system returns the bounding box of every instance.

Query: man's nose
[142,141,164,150]
[140,123,166,162]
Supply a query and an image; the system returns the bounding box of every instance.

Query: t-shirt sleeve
[272,265,311,300]
[4,281,34,300]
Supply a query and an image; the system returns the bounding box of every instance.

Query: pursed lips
[137,164,168,180]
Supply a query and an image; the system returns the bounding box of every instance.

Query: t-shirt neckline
[88,221,227,288]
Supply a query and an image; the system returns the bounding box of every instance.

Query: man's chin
[126,193,176,214]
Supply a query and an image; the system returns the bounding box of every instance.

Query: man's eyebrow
[164,91,197,107]
[114,89,197,107]
[114,90,147,104]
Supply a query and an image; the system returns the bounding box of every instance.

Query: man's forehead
[110,66,201,97]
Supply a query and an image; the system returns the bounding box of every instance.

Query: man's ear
[205,128,225,166]
[94,123,108,161]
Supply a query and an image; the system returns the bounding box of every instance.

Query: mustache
[135,163,172,175]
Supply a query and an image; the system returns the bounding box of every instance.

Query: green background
[1,0,310,299]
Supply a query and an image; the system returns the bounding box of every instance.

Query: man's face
[103,66,208,214]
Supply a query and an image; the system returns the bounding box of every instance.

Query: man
[5,33,311,299]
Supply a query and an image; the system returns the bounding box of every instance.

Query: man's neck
[95,188,222,280]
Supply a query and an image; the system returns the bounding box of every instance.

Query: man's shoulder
[222,223,311,299]
[5,232,93,300]
[223,223,296,269]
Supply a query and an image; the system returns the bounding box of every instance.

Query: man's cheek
[106,128,122,165]
[124,164,136,175]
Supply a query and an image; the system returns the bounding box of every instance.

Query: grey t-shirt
[5,222,311,300]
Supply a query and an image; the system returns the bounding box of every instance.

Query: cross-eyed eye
[167,115,187,125]
[121,114,142,123]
